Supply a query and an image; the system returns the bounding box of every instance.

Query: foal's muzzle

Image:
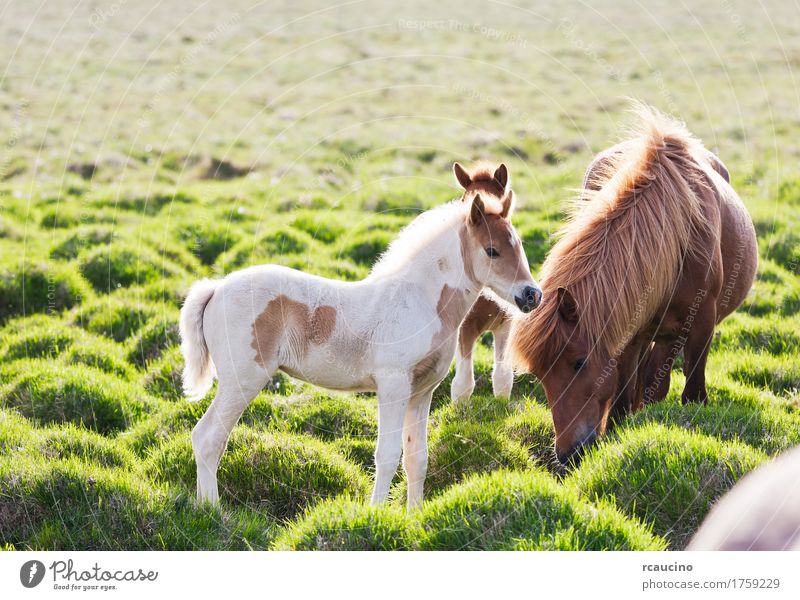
[515,285,542,313]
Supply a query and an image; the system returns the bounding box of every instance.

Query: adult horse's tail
[180,278,218,401]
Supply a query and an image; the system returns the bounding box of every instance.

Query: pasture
[1,0,799,550]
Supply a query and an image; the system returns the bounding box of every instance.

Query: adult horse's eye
[574,358,586,372]
[485,247,500,258]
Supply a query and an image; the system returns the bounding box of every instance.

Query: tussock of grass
[147,428,369,520]
[502,403,557,468]
[416,470,666,550]
[72,295,164,342]
[626,398,800,455]
[272,498,414,550]
[49,226,116,261]
[0,361,157,434]
[142,346,184,401]
[0,262,90,322]
[78,243,186,293]
[0,413,136,468]
[126,311,180,368]
[284,393,376,441]
[0,316,134,379]
[120,393,283,455]
[424,421,531,495]
[570,424,765,548]
[0,455,275,550]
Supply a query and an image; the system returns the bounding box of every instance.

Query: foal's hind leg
[403,388,433,509]
[371,374,410,505]
[491,320,514,398]
[193,367,270,503]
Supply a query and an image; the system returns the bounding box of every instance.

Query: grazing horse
[452,134,735,405]
[511,106,757,464]
[180,162,541,509]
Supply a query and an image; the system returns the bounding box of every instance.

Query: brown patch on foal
[251,295,337,368]
[412,284,469,392]
[310,305,336,344]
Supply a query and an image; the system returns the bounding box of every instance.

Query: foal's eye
[485,247,500,258]
[573,358,587,372]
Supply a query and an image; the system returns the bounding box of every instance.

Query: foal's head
[453,162,541,313]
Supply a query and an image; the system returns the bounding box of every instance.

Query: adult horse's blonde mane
[514,104,716,368]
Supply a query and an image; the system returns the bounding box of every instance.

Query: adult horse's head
[453,161,541,313]
[513,284,619,465]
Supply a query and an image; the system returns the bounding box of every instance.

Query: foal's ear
[493,163,509,190]
[453,162,472,190]
[500,189,516,218]
[557,287,579,323]
[469,193,486,225]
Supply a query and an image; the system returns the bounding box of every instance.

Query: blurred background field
[0,0,798,550]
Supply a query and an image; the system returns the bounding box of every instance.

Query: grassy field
[1,0,799,550]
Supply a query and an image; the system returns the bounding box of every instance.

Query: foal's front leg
[371,375,410,505]
[403,389,434,509]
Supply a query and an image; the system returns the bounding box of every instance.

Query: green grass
[569,425,766,548]
[416,470,665,550]
[146,428,370,520]
[0,0,798,550]
[0,361,157,434]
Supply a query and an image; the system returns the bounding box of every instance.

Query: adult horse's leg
[643,340,682,404]
[402,389,433,509]
[451,335,476,403]
[491,319,514,398]
[610,340,644,419]
[193,366,270,503]
[371,375,410,505]
[681,302,717,405]
[452,295,507,403]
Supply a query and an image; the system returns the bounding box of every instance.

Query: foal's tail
[180,278,219,402]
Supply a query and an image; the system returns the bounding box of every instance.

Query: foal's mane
[514,105,716,368]
[368,163,508,279]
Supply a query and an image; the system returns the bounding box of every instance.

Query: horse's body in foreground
[180,162,541,508]
[457,107,757,464]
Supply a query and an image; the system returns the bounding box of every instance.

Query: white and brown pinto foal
[180,162,541,509]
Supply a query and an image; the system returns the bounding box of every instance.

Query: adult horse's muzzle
[515,285,542,313]
[555,430,597,466]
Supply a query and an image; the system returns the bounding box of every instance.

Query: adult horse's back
[512,105,757,464]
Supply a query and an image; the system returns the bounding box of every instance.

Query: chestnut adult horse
[456,106,757,465]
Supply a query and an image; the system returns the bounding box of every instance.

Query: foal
[180,162,541,508]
